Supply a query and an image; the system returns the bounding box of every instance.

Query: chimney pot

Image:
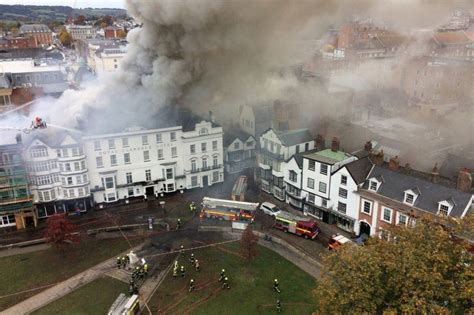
[331,137,340,152]
[15,134,22,144]
[431,163,440,183]
[456,168,472,192]
[364,141,372,152]
[316,134,325,150]
[389,155,400,171]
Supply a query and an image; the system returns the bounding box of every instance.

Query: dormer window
[439,204,449,216]
[437,200,453,216]
[369,180,378,191]
[404,193,414,205]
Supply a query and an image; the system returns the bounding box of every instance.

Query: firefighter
[121,256,127,269]
[189,279,195,292]
[176,218,181,230]
[276,299,282,313]
[116,257,121,269]
[143,263,149,276]
[180,244,184,254]
[274,279,281,293]
[129,283,135,296]
[189,253,195,264]
[222,276,230,289]
[194,259,200,272]
[139,267,145,279]
[180,265,186,278]
[189,201,194,213]
[173,266,178,278]
[134,267,141,280]
[218,269,226,282]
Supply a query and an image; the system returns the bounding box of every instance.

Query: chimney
[404,163,411,174]
[315,134,325,150]
[15,134,22,144]
[370,150,384,166]
[331,137,340,152]
[431,163,439,183]
[388,156,400,171]
[208,111,215,123]
[456,168,472,192]
[364,141,372,152]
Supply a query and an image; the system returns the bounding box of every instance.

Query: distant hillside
[0,5,127,23]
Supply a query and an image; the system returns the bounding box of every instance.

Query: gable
[260,129,282,145]
[27,138,49,150]
[60,135,78,146]
[286,157,302,172]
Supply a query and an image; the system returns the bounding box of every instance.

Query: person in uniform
[189,279,195,292]
[116,257,121,269]
[219,269,226,282]
[180,265,186,278]
[189,253,195,264]
[274,279,281,293]
[276,299,282,312]
[222,276,230,289]
[176,218,181,230]
[143,263,149,276]
[194,259,200,272]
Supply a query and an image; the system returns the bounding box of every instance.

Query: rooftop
[223,127,253,146]
[276,128,313,146]
[0,59,64,74]
[19,24,50,33]
[304,148,352,165]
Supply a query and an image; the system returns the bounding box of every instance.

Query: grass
[0,237,139,311]
[32,276,128,315]
[148,243,317,314]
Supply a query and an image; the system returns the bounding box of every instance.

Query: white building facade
[92,47,127,74]
[84,119,224,207]
[24,133,92,218]
[66,25,96,40]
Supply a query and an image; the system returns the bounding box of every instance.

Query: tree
[74,15,86,25]
[44,214,79,254]
[315,215,474,314]
[116,29,127,38]
[58,29,73,47]
[240,224,259,261]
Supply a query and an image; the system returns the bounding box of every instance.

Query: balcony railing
[188,164,222,174]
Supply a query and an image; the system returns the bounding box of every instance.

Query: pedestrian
[222,276,230,289]
[116,257,121,269]
[144,263,149,276]
[276,299,282,313]
[218,269,226,282]
[189,279,195,292]
[176,218,181,230]
[274,279,281,293]
[180,265,186,278]
[194,259,200,272]
[189,253,195,264]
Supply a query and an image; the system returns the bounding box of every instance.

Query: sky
[0,0,125,8]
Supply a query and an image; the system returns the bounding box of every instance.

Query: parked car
[328,234,353,250]
[259,202,281,217]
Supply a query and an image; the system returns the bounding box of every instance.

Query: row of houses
[0,107,225,229]
[257,129,473,237]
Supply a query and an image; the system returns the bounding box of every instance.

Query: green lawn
[0,237,138,311]
[149,243,317,314]
[32,276,128,315]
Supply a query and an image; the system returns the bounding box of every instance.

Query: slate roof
[277,128,313,146]
[364,165,472,217]
[344,157,373,184]
[23,128,81,148]
[287,148,319,168]
[223,128,254,147]
[20,24,50,33]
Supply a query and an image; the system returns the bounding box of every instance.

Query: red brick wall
[11,87,44,105]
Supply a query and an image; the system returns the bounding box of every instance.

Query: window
[439,204,449,216]
[191,176,198,187]
[30,147,48,158]
[166,168,173,180]
[61,177,66,185]
[128,187,134,197]
[82,174,87,183]
[362,200,372,214]
[234,142,240,150]
[171,147,177,157]
[341,175,347,185]
[202,158,208,169]
[212,140,218,151]
[62,149,69,158]
[124,153,131,164]
[104,177,114,189]
[74,162,80,171]
[404,193,414,205]
[108,139,115,149]
[199,128,208,135]
[78,188,84,196]
[213,171,219,182]
[170,132,176,141]
[65,163,71,171]
[145,170,151,181]
[339,188,347,198]
[110,155,117,166]
[320,164,328,175]
[72,148,79,156]
[338,202,347,214]
[81,161,86,170]
[308,193,315,204]
[94,141,101,151]
[213,156,218,167]
[122,138,129,147]
[190,144,196,154]
[201,142,207,152]
[167,183,174,191]
[307,178,315,189]
[56,149,62,157]
[156,133,162,143]
[157,149,164,160]
[397,213,408,225]
[289,171,297,182]
[382,207,392,223]
[142,135,148,145]
[308,160,315,171]
[126,172,132,184]
[143,150,150,162]
[319,182,327,193]
[191,160,197,172]
[76,175,82,184]
[107,192,116,201]
[369,181,378,191]
[322,199,328,208]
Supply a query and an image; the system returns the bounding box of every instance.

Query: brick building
[19,24,53,46]
[0,35,38,49]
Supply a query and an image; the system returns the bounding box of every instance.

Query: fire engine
[108,293,140,315]
[200,197,259,221]
[274,211,320,240]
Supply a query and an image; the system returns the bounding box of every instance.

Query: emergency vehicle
[274,211,320,240]
[328,234,353,250]
[200,197,259,221]
[108,294,140,315]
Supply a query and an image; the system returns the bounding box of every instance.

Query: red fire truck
[200,197,259,222]
[274,211,321,240]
